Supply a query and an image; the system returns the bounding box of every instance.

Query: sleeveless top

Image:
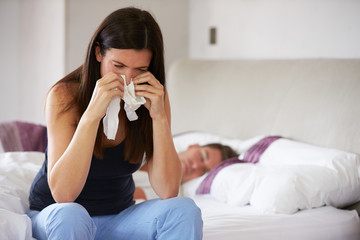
[29,142,142,216]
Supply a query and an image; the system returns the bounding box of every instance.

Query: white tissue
[103,75,146,140]
[123,78,146,121]
[103,96,120,140]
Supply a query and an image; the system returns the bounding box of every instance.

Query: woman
[27,7,202,240]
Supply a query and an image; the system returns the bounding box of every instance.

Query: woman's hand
[133,72,166,120]
[84,72,124,121]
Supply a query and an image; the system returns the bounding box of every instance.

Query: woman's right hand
[84,72,124,121]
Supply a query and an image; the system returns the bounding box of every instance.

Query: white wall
[2,0,360,124]
[0,0,65,124]
[64,0,189,75]
[0,0,20,122]
[0,0,188,124]
[189,0,360,59]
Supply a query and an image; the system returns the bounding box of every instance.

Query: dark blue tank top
[29,142,142,216]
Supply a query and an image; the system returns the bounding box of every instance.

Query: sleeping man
[134,143,238,200]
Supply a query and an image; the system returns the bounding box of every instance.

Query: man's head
[178,143,238,183]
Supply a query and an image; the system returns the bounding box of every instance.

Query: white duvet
[1,133,360,240]
[0,152,42,240]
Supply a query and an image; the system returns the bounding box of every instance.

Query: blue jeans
[27,197,203,240]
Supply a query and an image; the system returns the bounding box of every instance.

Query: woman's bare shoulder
[47,82,79,105]
[46,82,80,124]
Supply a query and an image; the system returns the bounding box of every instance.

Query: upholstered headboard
[167,59,360,155]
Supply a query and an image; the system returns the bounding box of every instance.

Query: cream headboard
[167,59,360,155]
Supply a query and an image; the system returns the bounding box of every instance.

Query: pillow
[0,121,47,152]
[181,174,208,198]
[196,158,247,194]
[185,158,256,206]
[250,138,360,213]
[242,136,282,163]
[204,162,256,206]
[191,136,360,214]
[259,138,359,170]
[250,164,360,214]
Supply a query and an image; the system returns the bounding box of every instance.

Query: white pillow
[209,163,256,206]
[259,138,359,170]
[245,138,360,213]
[192,137,360,214]
[250,164,360,214]
[181,174,208,198]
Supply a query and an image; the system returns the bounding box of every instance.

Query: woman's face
[95,47,152,84]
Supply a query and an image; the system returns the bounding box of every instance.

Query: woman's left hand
[133,72,166,120]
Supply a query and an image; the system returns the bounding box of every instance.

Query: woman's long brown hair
[53,7,165,164]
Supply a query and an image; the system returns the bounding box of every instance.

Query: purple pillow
[0,121,47,152]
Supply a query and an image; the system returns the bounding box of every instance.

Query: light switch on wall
[210,27,216,44]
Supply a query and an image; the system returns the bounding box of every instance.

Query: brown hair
[203,143,239,161]
[52,7,165,164]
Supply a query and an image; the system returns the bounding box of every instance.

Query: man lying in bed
[134,143,238,200]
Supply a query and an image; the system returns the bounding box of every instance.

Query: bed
[166,59,360,240]
[1,59,360,239]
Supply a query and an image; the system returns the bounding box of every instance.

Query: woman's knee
[46,202,89,221]
[45,203,96,239]
[163,197,202,221]
[155,197,203,239]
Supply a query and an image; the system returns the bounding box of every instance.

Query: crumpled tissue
[103,75,146,140]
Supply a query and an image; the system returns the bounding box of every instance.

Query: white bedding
[0,152,41,240]
[140,132,360,239]
[1,135,360,240]
[194,195,360,240]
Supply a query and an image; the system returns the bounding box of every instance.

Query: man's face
[179,144,222,183]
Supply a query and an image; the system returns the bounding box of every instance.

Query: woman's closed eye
[114,64,125,68]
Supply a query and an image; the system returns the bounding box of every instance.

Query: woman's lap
[28,197,202,240]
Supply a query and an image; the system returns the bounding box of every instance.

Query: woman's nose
[125,73,132,85]
[121,70,133,85]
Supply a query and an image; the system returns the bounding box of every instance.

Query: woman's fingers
[133,72,163,95]
[131,72,167,119]
[133,72,161,87]
[135,83,163,95]
[97,73,124,90]
[85,72,125,120]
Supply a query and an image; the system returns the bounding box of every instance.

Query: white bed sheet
[2,150,360,240]
[192,195,360,240]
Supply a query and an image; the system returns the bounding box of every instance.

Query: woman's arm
[46,84,99,203]
[134,72,182,199]
[47,73,124,203]
[146,91,182,199]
